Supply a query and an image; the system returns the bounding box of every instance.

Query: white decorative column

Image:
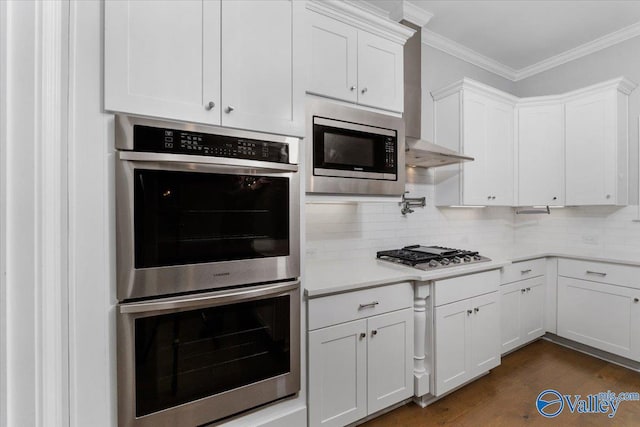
[413,281,430,403]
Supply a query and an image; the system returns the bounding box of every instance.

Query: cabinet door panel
[470,292,501,375]
[357,31,403,112]
[308,11,358,103]
[518,104,564,206]
[500,282,523,354]
[485,100,514,205]
[221,0,303,136]
[105,0,219,124]
[367,309,413,414]
[434,299,472,396]
[565,92,616,205]
[309,320,367,427]
[462,93,488,205]
[558,277,636,359]
[522,278,546,342]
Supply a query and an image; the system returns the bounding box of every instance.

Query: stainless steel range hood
[402,21,473,168]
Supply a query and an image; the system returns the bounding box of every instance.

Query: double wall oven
[115,115,301,427]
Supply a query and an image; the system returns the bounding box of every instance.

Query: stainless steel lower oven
[114,115,302,426]
[118,280,300,427]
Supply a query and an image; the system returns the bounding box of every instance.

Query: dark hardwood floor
[361,340,640,426]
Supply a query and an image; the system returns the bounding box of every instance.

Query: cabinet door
[470,292,501,375]
[462,92,489,205]
[221,0,304,136]
[484,100,514,205]
[521,277,546,343]
[105,0,220,124]
[308,11,358,103]
[500,282,523,354]
[558,277,638,360]
[565,91,617,205]
[517,104,564,206]
[308,319,367,427]
[357,31,403,112]
[367,308,413,414]
[434,299,472,396]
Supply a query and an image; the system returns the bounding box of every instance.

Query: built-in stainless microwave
[306,99,405,196]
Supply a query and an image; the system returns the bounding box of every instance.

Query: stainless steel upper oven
[306,99,405,196]
[115,115,300,301]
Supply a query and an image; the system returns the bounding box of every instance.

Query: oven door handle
[119,280,299,314]
[119,151,299,173]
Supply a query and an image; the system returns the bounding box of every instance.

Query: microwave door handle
[119,280,300,314]
[118,151,298,173]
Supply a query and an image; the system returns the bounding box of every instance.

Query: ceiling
[364,0,640,79]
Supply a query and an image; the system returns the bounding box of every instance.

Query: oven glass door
[134,169,289,268]
[118,281,300,426]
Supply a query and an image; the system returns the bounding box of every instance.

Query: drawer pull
[359,301,379,309]
[586,270,607,276]
[521,269,532,274]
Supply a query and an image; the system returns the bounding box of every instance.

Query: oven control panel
[133,125,289,163]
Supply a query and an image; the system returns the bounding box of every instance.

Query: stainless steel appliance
[115,115,301,427]
[306,99,405,196]
[376,245,491,270]
[115,115,300,301]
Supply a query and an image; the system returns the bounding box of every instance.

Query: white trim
[0,1,7,426]
[515,21,640,81]
[431,77,519,104]
[422,20,640,82]
[307,0,414,44]
[421,29,518,81]
[390,1,433,27]
[34,2,69,427]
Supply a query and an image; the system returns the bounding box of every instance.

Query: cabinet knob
[371,330,377,336]
[360,333,366,339]
[487,196,492,200]
[521,289,526,293]
[361,87,368,94]
[467,309,473,315]
[526,287,531,292]
[606,194,611,199]
[350,85,356,91]
[205,101,215,110]
[552,196,557,200]
[226,105,235,113]
[474,307,480,313]
[634,298,639,303]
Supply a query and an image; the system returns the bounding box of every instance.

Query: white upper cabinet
[516,103,564,206]
[306,2,412,113]
[433,80,516,206]
[105,0,304,137]
[565,79,634,205]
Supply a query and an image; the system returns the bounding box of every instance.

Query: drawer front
[308,282,413,331]
[434,270,500,307]
[501,258,546,284]
[558,259,640,290]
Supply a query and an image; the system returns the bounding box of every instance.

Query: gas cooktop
[376,245,491,271]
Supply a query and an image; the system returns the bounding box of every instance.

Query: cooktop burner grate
[376,245,490,270]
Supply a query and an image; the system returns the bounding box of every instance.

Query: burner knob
[463,256,472,263]
[428,260,439,268]
[452,257,462,264]
[473,255,482,261]
[440,258,451,266]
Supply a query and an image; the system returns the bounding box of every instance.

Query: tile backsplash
[305,167,640,261]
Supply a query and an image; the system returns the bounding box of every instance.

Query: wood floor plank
[360,340,640,426]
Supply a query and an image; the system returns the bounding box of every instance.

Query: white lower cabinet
[433,283,500,397]
[308,283,413,427]
[500,276,546,354]
[557,276,640,361]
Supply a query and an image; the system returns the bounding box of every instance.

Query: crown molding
[431,77,519,104]
[307,0,415,44]
[390,1,433,27]
[514,21,640,81]
[421,29,518,81]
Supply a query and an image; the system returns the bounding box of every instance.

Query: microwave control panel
[384,138,395,168]
[132,125,289,164]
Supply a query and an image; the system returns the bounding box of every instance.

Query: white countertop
[304,247,640,298]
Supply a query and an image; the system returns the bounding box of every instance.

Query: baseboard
[350,398,413,426]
